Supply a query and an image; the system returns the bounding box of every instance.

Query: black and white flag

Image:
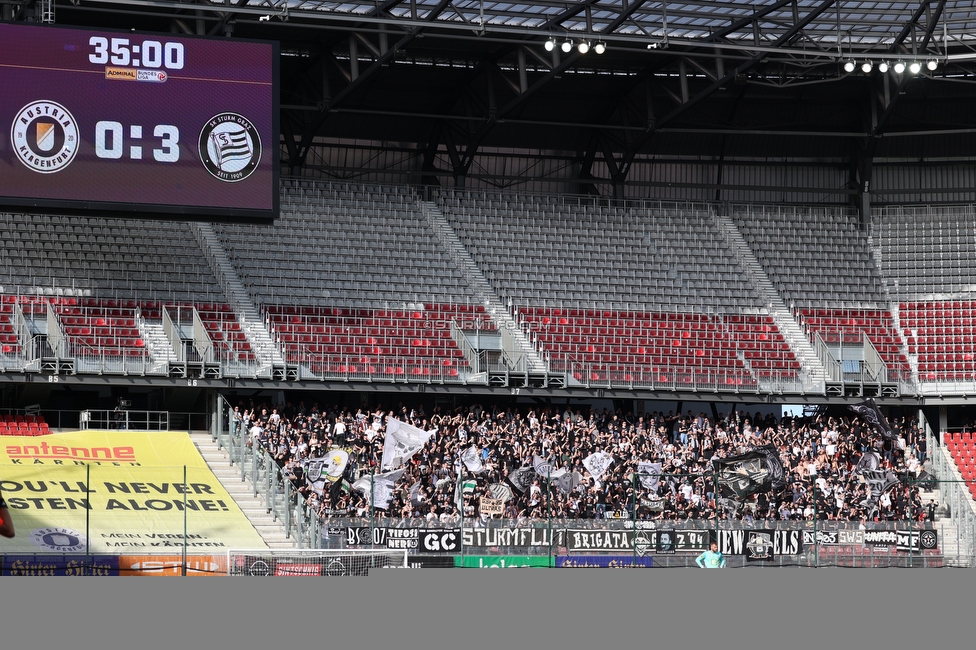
[507,466,536,493]
[637,462,662,491]
[850,399,895,440]
[861,469,901,501]
[583,451,614,482]
[408,481,424,507]
[381,418,436,471]
[461,445,485,473]
[352,468,406,510]
[488,483,514,503]
[712,445,785,500]
[854,450,881,475]
[554,471,583,495]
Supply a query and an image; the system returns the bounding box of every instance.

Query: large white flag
[583,451,614,482]
[352,468,406,510]
[637,462,663,491]
[461,445,484,473]
[381,418,436,471]
[533,455,553,477]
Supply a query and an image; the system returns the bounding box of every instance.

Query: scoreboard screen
[0,22,278,221]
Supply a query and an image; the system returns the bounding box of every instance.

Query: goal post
[227,549,409,576]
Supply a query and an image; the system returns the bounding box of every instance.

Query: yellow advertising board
[0,431,267,554]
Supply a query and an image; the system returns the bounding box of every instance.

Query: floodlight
[594,42,606,55]
[926,59,938,71]
[861,61,873,73]
[545,38,556,52]
[561,39,572,53]
[843,60,855,73]
[909,61,921,74]
[578,41,589,54]
[878,62,889,73]
[894,62,906,74]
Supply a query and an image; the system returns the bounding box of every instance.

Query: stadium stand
[265,303,491,379]
[2,186,975,385]
[944,432,976,499]
[0,414,50,436]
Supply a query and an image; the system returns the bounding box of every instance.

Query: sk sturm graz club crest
[10,100,79,173]
[198,112,261,182]
[745,530,775,562]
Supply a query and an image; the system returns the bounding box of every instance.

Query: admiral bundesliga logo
[198,112,261,183]
[10,100,79,173]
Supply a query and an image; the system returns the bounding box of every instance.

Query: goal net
[227,549,409,576]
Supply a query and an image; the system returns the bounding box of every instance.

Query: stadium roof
[37,1,976,193]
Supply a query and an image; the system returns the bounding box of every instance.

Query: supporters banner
[556,555,654,568]
[454,555,552,568]
[479,497,505,516]
[462,527,564,549]
[744,529,776,562]
[896,529,939,553]
[418,529,461,553]
[716,529,802,557]
[655,529,677,554]
[344,526,419,550]
[803,530,840,546]
[566,529,710,553]
[849,399,895,440]
[865,529,938,552]
[0,431,267,553]
[712,445,786,500]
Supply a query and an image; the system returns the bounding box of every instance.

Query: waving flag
[583,451,614,482]
[381,418,436,471]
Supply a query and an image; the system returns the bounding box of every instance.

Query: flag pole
[631,470,637,566]
[547,465,552,568]
[459,455,465,564]
[370,464,375,551]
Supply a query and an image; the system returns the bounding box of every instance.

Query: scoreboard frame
[0,22,279,222]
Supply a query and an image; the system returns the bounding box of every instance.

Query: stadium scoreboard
[0,22,278,221]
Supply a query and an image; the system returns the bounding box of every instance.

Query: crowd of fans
[229,399,935,526]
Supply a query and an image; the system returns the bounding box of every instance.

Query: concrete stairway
[139,321,176,374]
[417,198,547,373]
[190,431,297,550]
[193,223,285,369]
[711,212,827,383]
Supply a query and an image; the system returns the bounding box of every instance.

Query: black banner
[566,529,710,553]
[656,529,676,554]
[461,527,565,548]
[744,529,775,562]
[863,529,938,551]
[344,526,419,550]
[802,530,839,546]
[717,529,803,557]
[896,530,939,553]
[418,529,461,554]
